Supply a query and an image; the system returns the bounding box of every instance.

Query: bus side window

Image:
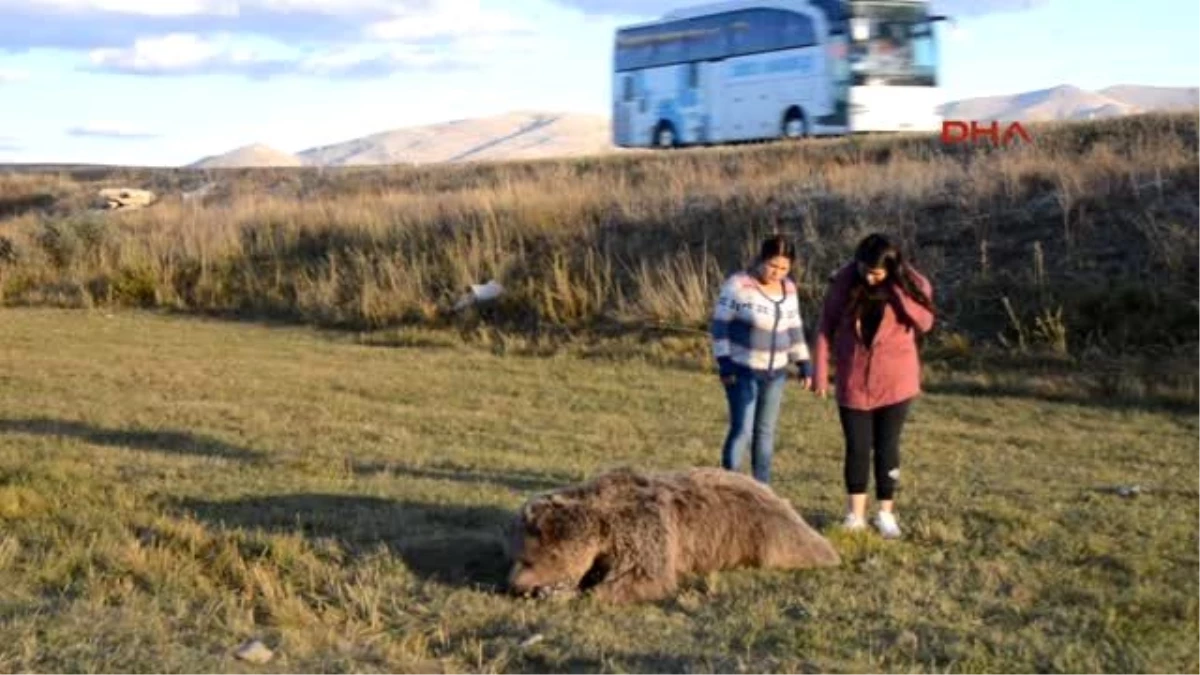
[783,12,816,49]
[729,17,751,56]
[622,76,634,102]
[690,21,723,61]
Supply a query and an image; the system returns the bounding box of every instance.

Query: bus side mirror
[929,14,959,40]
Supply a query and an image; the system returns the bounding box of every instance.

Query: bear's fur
[505,466,840,604]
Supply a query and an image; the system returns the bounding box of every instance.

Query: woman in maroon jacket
[811,233,935,539]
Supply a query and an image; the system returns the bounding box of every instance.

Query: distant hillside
[1099,85,1199,112]
[183,84,1197,168]
[939,84,1138,122]
[189,143,303,169]
[296,112,614,167]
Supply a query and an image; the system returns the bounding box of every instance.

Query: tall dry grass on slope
[0,113,1195,376]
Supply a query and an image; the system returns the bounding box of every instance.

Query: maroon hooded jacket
[812,262,935,410]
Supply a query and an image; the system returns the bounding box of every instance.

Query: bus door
[613,72,637,146]
[617,71,656,146]
[699,56,727,143]
[679,61,713,144]
[719,58,762,142]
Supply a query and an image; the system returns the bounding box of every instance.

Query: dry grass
[0,113,1194,349]
[7,113,1196,409]
[0,307,1195,673]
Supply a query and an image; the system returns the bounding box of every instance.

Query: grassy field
[1,111,1196,672]
[0,307,1195,673]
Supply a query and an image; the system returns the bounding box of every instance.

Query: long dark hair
[749,234,797,284]
[757,234,796,265]
[845,233,935,320]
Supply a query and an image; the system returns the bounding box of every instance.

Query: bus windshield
[848,2,937,86]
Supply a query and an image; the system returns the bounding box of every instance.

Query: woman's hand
[717,356,735,386]
[808,377,828,399]
[796,360,814,392]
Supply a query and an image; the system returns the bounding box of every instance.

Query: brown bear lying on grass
[505,466,840,604]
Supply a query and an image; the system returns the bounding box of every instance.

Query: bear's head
[506,492,605,599]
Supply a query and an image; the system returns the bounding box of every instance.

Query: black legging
[838,399,912,500]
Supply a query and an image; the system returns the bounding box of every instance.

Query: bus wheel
[654,122,677,149]
[782,108,808,140]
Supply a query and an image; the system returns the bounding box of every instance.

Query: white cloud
[249,0,414,13]
[85,31,486,78]
[0,0,399,17]
[550,0,1052,18]
[930,0,1051,17]
[538,0,694,17]
[365,0,531,41]
[3,0,536,79]
[0,0,227,15]
[0,67,29,82]
[88,32,254,72]
[0,0,446,52]
[295,45,434,71]
[77,0,534,79]
[66,121,160,138]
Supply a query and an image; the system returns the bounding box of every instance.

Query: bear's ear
[521,496,557,537]
[519,499,539,533]
[523,495,588,541]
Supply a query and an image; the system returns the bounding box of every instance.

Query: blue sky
[0,0,1195,166]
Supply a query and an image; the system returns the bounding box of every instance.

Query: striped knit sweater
[710,271,812,379]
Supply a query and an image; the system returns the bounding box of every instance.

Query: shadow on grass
[0,417,264,463]
[797,507,841,532]
[174,493,515,590]
[0,192,57,220]
[351,460,574,495]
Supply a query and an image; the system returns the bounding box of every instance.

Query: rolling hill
[296,111,614,167]
[189,143,303,169]
[187,84,1197,168]
[938,84,1138,122]
[1100,84,1200,111]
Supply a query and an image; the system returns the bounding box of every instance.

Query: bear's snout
[506,561,541,598]
[512,581,575,600]
[507,563,576,600]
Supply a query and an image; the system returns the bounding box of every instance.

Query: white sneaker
[842,513,866,531]
[874,511,902,539]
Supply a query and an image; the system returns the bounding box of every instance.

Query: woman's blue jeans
[721,370,786,484]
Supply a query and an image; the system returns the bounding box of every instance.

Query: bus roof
[614,1,833,31]
[615,0,929,33]
[655,0,928,22]
[661,0,820,21]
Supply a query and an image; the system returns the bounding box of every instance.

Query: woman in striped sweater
[709,235,813,484]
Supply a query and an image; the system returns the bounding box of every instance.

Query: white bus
[611,0,948,148]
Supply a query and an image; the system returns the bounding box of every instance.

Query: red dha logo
[941,120,1032,146]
